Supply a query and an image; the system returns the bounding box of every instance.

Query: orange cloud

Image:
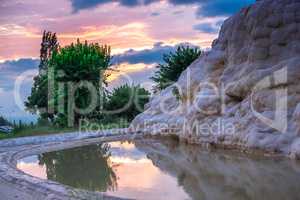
[107,63,156,82]
[0,0,221,61]
[60,23,155,54]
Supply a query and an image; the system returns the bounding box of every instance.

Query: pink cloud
[0,0,221,60]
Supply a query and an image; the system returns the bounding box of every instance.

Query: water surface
[17,138,300,200]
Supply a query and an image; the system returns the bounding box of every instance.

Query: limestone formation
[132,0,300,158]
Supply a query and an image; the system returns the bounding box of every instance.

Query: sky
[0,0,255,122]
[17,141,190,199]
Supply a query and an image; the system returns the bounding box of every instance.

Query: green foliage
[50,39,111,83]
[50,40,111,125]
[25,31,59,121]
[105,84,150,121]
[39,31,59,71]
[26,38,112,127]
[25,73,54,120]
[151,46,201,91]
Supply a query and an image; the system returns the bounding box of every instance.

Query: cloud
[0,58,39,122]
[110,42,200,91]
[0,42,199,92]
[0,89,38,123]
[0,0,218,61]
[70,0,255,17]
[0,58,39,71]
[168,0,199,5]
[0,58,39,90]
[196,0,255,17]
[172,10,184,15]
[112,42,199,65]
[0,42,199,91]
[70,0,110,11]
[193,23,219,34]
[107,63,156,91]
[151,12,160,17]
[169,0,255,17]
[71,0,158,12]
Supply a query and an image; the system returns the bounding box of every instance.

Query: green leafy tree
[25,31,58,121]
[151,46,201,91]
[39,31,59,72]
[26,35,111,126]
[25,73,53,120]
[50,40,111,125]
[106,84,150,121]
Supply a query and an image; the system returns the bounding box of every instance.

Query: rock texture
[132,0,300,158]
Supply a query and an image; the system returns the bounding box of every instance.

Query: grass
[0,126,76,140]
[0,119,130,140]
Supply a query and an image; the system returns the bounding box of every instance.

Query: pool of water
[17,138,300,200]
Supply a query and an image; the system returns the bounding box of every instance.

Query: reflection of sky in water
[16,139,300,200]
[18,155,39,164]
[109,141,148,162]
[17,155,46,180]
[17,141,190,200]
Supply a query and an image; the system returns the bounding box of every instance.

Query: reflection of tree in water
[38,143,117,192]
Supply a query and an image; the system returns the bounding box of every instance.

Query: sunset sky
[0,0,255,121]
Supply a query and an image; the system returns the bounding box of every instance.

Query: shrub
[105,84,150,121]
[151,45,201,91]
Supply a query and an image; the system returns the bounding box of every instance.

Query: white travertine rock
[132,0,300,158]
